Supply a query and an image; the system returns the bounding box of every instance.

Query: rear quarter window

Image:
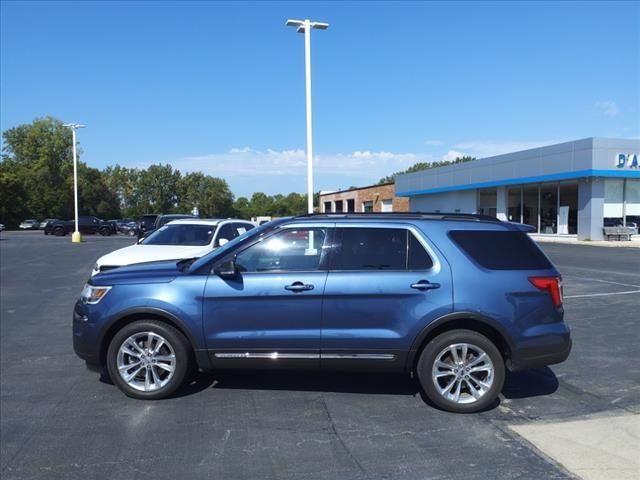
[449,230,553,270]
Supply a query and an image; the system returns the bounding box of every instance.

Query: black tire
[99,227,111,236]
[127,229,137,237]
[416,329,505,413]
[54,226,65,236]
[106,320,192,400]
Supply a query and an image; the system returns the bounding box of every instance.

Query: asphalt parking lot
[1,231,639,480]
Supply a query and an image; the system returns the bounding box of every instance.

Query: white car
[92,218,255,276]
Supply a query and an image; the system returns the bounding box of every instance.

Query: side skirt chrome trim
[214,352,319,359]
[322,354,396,360]
[213,352,396,360]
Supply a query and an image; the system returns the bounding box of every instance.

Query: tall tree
[379,156,476,184]
[1,117,75,223]
[136,164,181,214]
[178,172,234,217]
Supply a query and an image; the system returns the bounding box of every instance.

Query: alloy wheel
[431,342,494,405]
[117,332,176,392]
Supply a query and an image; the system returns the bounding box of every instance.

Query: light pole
[286,18,329,214]
[63,123,85,243]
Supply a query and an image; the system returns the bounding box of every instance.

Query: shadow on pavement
[173,366,559,404]
[176,369,419,398]
[502,367,559,399]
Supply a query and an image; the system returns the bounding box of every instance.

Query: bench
[603,226,636,241]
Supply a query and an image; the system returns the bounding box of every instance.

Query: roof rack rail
[294,212,502,222]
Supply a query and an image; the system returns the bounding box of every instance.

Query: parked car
[0,223,5,232]
[74,213,571,413]
[39,218,58,230]
[44,216,117,237]
[118,221,139,237]
[138,214,196,239]
[19,219,40,230]
[92,219,255,276]
[136,214,159,238]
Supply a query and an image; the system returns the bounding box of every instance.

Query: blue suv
[74,213,571,413]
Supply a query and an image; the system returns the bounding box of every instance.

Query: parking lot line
[563,276,640,289]
[564,290,640,299]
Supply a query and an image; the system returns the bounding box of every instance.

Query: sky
[1,1,639,197]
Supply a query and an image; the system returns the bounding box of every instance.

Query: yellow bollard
[72,232,82,243]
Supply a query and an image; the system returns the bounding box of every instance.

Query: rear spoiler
[508,222,537,233]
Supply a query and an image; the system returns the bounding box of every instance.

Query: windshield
[141,224,217,246]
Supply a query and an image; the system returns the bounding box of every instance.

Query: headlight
[80,284,112,304]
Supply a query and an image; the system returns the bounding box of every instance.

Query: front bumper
[73,303,101,367]
[508,323,572,371]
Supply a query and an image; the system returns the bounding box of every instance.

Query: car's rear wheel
[417,329,504,413]
[107,320,192,400]
[99,227,111,236]
[54,226,65,236]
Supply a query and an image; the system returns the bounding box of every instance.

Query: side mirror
[214,258,237,278]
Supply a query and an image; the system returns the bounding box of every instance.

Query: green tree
[0,167,28,226]
[379,156,476,184]
[136,164,181,214]
[177,172,234,217]
[1,117,75,223]
[231,196,251,219]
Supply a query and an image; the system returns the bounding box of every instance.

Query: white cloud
[164,147,435,181]
[441,150,466,162]
[452,139,561,158]
[595,100,620,117]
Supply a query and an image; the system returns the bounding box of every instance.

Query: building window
[507,186,522,223]
[522,185,539,232]
[477,188,497,217]
[540,183,558,234]
[335,200,344,213]
[362,201,373,212]
[323,201,332,213]
[605,178,640,228]
[346,199,355,213]
[381,199,393,212]
[626,179,640,226]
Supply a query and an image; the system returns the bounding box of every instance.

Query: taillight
[529,276,563,308]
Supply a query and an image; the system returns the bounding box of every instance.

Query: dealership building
[395,138,640,240]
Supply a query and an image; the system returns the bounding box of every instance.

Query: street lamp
[63,123,85,243]
[286,18,329,214]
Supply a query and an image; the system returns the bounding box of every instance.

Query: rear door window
[215,223,237,246]
[449,230,553,270]
[333,228,433,271]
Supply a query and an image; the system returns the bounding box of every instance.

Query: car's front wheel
[107,320,192,399]
[417,329,505,413]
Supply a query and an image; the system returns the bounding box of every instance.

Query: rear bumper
[508,323,572,371]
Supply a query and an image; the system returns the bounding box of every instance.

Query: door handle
[285,282,314,292]
[410,280,440,291]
